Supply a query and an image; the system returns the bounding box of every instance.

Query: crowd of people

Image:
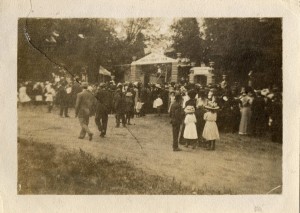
[18,75,282,151]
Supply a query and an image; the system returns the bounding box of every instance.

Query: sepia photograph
[17,17,283,195]
[1,0,300,212]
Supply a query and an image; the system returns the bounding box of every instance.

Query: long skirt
[239,107,252,135]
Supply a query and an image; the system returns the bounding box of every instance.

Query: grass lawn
[18,137,227,195]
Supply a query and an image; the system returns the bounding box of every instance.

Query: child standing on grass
[202,102,220,150]
[183,105,198,149]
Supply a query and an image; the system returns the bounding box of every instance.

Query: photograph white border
[0,0,299,212]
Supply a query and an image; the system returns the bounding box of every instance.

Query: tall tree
[170,18,204,64]
[203,18,282,87]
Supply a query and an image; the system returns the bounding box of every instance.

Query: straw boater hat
[205,101,220,110]
[184,105,195,113]
[126,91,133,97]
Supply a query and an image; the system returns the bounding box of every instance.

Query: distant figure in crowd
[238,89,253,135]
[270,95,282,143]
[95,83,112,137]
[44,84,56,113]
[32,83,43,106]
[153,94,163,116]
[56,82,69,117]
[169,93,184,151]
[125,91,134,125]
[202,102,220,150]
[168,91,176,113]
[75,82,95,141]
[183,105,198,149]
[196,90,208,146]
[114,84,126,127]
[18,83,31,106]
[135,98,144,117]
[251,90,266,136]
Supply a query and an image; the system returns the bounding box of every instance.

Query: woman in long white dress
[18,84,31,106]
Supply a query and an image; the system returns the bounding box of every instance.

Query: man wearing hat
[56,81,69,118]
[169,93,184,151]
[113,83,126,127]
[75,82,96,141]
[95,83,112,137]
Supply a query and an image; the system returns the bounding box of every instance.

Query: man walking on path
[95,83,112,137]
[75,82,96,141]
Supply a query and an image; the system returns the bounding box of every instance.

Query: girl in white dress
[202,102,220,150]
[183,106,198,149]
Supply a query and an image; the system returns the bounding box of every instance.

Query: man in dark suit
[75,82,96,141]
[56,81,69,117]
[169,93,184,151]
[95,83,112,137]
[113,84,126,127]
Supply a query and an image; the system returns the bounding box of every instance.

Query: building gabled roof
[131,53,177,66]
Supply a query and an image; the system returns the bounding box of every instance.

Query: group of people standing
[169,89,221,152]
[18,76,282,147]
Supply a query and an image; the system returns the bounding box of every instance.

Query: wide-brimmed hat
[261,88,270,96]
[184,105,195,113]
[99,83,106,88]
[126,92,133,97]
[205,101,220,110]
[155,84,161,89]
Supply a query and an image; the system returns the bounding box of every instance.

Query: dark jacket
[113,90,126,114]
[75,90,96,117]
[95,88,112,115]
[56,86,68,106]
[170,101,184,125]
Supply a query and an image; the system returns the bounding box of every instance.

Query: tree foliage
[18,18,148,83]
[170,18,204,64]
[203,18,282,87]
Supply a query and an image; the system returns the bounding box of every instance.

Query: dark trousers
[60,105,68,117]
[95,113,108,135]
[115,113,126,127]
[172,124,181,149]
[125,113,132,124]
[179,123,185,144]
[156,106,162,116]
[140,104,146,116]
[47,101,53,112]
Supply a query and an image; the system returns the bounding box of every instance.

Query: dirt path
[18,106,282,194]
